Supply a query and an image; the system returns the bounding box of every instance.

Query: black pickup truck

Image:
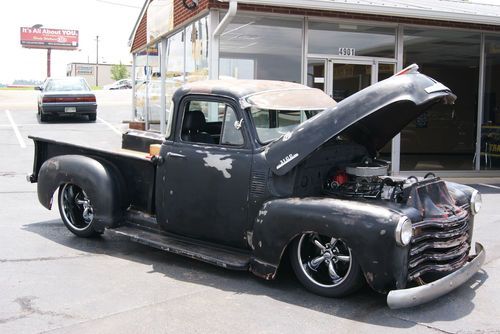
[28,65,485,309]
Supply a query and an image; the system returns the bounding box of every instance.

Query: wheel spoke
[336,255,351,262]
[330,237,338,248]
[328,262,341,282]
[308,254,327,270]
[313,239,327,252]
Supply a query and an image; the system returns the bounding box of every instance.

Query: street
[0,89,499,333]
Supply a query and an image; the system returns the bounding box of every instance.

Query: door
[307,58,395,101]
[155,96,252,249]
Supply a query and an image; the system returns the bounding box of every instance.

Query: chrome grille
[408,205,471,281]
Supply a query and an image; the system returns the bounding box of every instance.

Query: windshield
[45,78,90,92]
[250,107,323,143]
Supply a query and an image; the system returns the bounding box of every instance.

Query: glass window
[185,17,209,82]
[308,22,395,58]
[250,107,321,143]
[401,28,480,170]
[45,77,90,91]
[182,100,244,146]
[146,43,161,131]
[482,35,500,169]
[220,15,302,83]
[134,52,148,121]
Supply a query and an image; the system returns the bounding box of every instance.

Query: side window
[221,106,244,146]
[181,100,244,146]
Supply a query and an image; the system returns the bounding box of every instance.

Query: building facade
[128,0,500,175]
[66,62,132,87]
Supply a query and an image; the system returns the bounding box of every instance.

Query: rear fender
[37,155,125,231]
[249,197,412,292]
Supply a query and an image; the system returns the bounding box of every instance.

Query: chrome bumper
[387,242,485,309]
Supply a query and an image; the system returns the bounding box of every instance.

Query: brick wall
[173,0,210,27]
[131,9,148,52]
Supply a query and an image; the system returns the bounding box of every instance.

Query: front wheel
[290,233,364,297]
[58,183,101,237]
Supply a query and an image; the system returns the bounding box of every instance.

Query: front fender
[37,155,125,231]
[249,197,413,292]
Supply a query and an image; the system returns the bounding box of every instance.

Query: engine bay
[323,158,436,203]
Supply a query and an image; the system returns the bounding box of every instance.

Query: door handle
[166,152,186,159]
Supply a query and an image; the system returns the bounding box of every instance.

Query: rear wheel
[290,232,364,297]
[58,183,101,237]
[88,114,96,122]
[40,113,50,122]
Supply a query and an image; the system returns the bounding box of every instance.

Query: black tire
[88,114,96,122]
[58,183,101,238]
[290,233,364,297]
[40,113,50,122]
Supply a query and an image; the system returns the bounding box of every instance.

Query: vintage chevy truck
[28,65,485,308]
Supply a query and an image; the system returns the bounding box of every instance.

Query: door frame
[305,54,396,97]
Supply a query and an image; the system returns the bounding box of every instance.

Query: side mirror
[34,86,42,91]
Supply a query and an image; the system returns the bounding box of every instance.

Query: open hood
[265,69,456,176]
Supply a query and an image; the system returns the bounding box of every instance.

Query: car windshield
[45,78,90,92]
[245,88,336,143]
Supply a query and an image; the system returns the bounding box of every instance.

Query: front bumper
[387,242,485,309]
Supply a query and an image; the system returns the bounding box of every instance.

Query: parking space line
[4,110,26,148]
[97,116,122,135]
[478,183,500,190]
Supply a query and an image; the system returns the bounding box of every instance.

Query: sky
[0,0,144,84]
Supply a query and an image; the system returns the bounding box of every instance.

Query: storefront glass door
[307,58,394,100]
[306,58,395,160]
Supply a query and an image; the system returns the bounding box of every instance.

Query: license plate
[65,107,76,113]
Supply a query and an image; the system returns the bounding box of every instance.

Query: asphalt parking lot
[0,89,499,333]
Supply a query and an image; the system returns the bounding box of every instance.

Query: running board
[107,223,251,271]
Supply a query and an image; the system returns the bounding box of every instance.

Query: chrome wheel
[60,183,94,231]
[297,233,353,288]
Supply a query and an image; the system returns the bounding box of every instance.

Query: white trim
[160,39,167,135]
[307,54,396,64]
[301,17,307,86]
[217,0,500,27]
[475,33,486,171]
[209,10,220,79]
[391,24,404,176]
[131,53,137,120]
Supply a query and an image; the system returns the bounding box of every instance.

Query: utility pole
[95,35,99,87]
[46,48,51,77]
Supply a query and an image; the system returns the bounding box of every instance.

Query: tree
[111,62,129,81]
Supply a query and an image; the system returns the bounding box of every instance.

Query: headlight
[471,190,482,215]
[395,216,413,247]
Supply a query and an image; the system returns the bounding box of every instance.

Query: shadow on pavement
[37,114,94,124]
[466,184,500,194]
[23,219,488,328]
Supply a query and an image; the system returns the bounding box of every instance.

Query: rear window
[45,78,90,92]
[250,107,322,143]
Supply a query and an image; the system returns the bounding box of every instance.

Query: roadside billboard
[20,27,79,49]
